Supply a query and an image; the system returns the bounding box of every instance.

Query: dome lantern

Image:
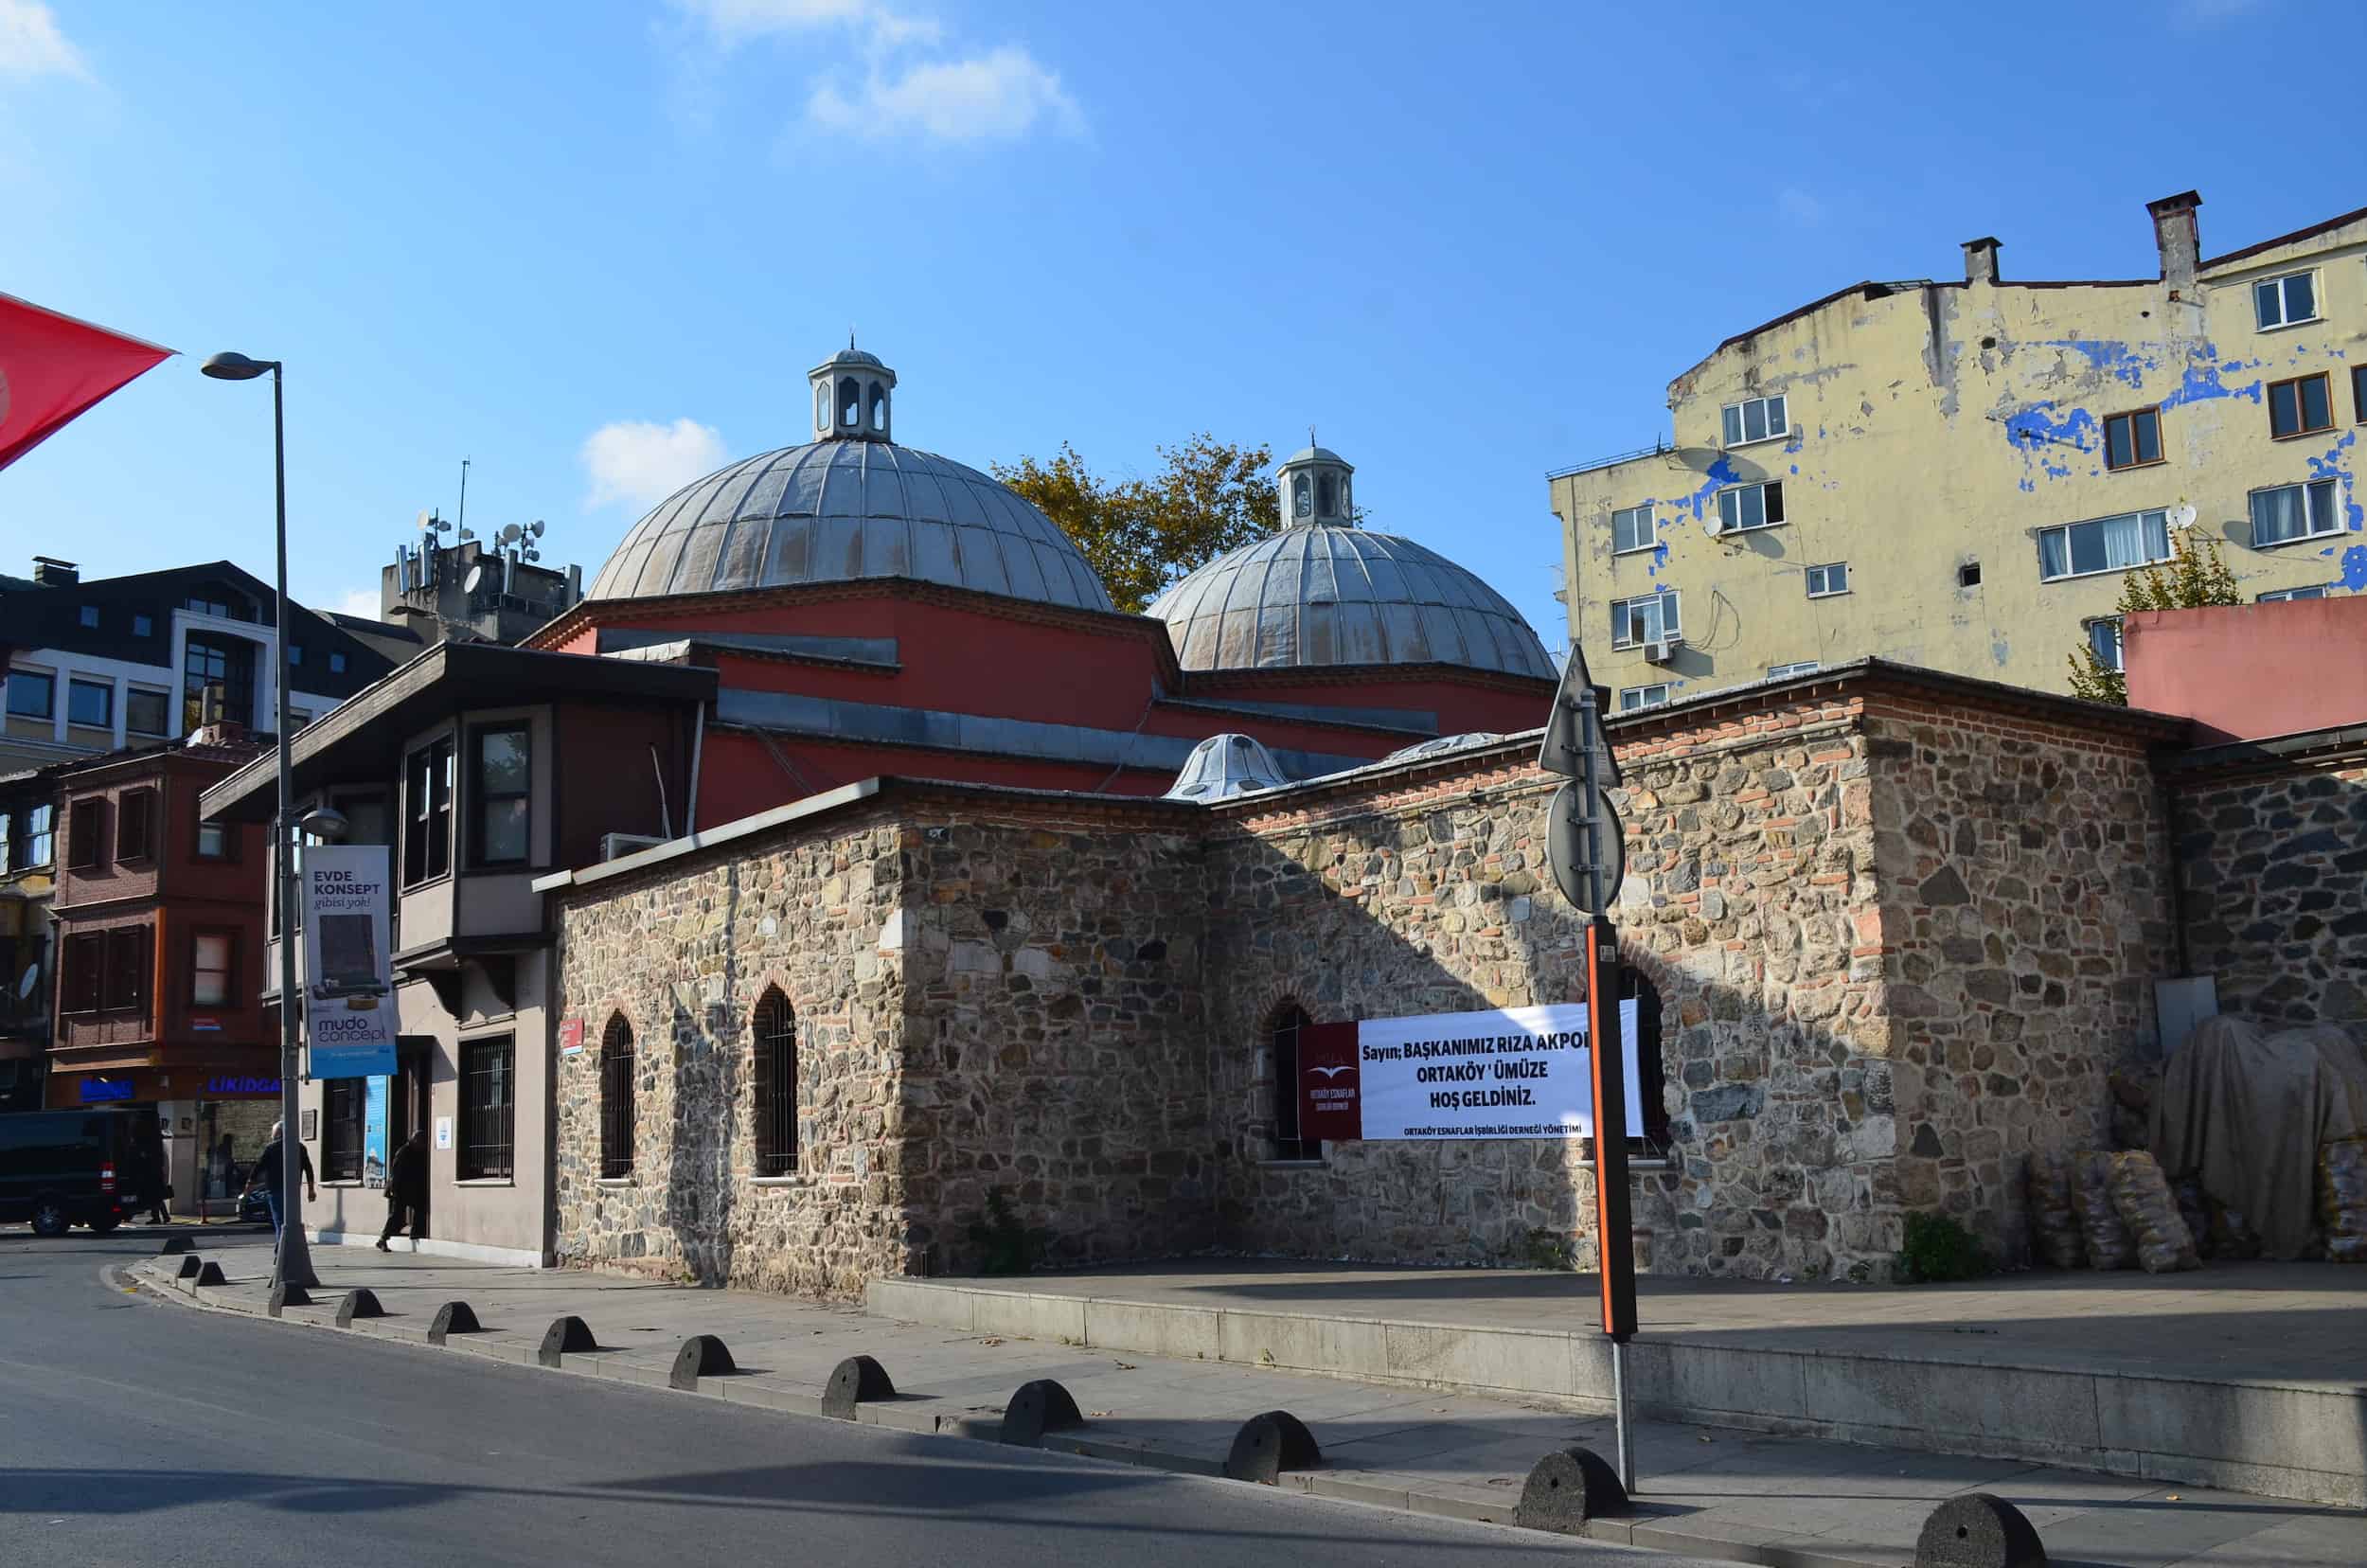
[810,337,896,442]
[1277,438,1353,529]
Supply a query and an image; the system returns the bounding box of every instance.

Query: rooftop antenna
[848,325,857,351]
[456,457,472,537]
[1308,424,1317,449]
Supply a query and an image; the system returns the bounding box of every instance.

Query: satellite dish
[463,563,485,594]
[1702,510,1728,540]
[416,508,435,531]
[1667,445,1726,474]
[2168,502,2198,530]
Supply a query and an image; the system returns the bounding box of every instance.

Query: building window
[62,933,103,1013]
[1292,476,1311,519]
[66,679,112,729]
[190,931,234,1007]
[472,725,530,867]
[1618,684,1671,711]
[100,927,148,1015]
[329,651,347,674]
[2355,364,2367,424]
[1715,480,1785,533]
[2250,479,2340,548]
[2258,584,2331,602]
[125,688,169,736]
[2268,373,2333,439]
[599,1015,635,1178]
[2038,509,2171,581]
[1720,394,1789,446]
[182,633,256,731]
[2253,271,2317,330]
[66,799,105,870]
[2085,617,2125,672]
[195,813,234,861]
[288,645,304,668]
[187,595,230,618]
[2104,407,2163,471]
[133,614,153,638]
[1316,474,1337,515]
[1609,591,1680,649]
[837,375,860,428]
[1611,504,1653,555]
[1768,661,1821,678]
[752,988,797,1177]
[1268,1001,1320,1161]
[402,737,454,886]
[116,790,154,864]
[1805,561,1849,597]
[323,1078,365,1182]
[461,1035,515,1181]
[9,804,52,871]
[7,669,53,721]
[78,605,99,629]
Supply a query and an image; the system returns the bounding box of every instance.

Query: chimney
[2147,191,2202,290]
[31,556,80,586]
[1960,237,2002,285]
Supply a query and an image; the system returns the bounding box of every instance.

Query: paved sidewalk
[130,1240,2363,1568]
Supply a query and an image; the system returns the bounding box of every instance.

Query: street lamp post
[201,349,317,1292]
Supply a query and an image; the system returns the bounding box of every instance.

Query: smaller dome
[1282,444,1349,468]
[814,346,886,371]
[1165,733,1290,801]
[1382,732,1505,764]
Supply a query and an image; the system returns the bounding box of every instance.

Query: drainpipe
[685,704,705,836]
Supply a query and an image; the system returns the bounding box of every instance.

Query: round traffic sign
[1547,782,1625,915]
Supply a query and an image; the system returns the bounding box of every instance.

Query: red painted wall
[2125,598,2367,744]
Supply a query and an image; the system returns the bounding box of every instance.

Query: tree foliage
[992,435,1280,614]
[2067,529,2241,704]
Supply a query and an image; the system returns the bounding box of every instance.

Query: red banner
[0,292,172,473]
[1297,1021,1362,1141]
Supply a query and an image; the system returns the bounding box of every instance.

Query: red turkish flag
[0,291,173,474]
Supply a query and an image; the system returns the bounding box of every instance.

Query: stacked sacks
[2068,1151,2136,1270]
[2108,1151,2199,1273]
[2321,1138,2367,1264]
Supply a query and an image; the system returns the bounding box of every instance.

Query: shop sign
[79,1078,136,1103]
[189,1016,223,1032]
[302,845,396,1078]
[1299,1000,1642,1143]
[559,1016,585,1055]
[204,1075,281,1096]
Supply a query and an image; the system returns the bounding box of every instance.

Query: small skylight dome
[1165,733,1291,801]
[1380,732,1505,765]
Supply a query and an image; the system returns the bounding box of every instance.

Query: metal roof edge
[533,780,883,895]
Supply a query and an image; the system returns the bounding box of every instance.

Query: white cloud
[0,0,89,80]
[329,588,383,620]
[667,0,939,49]
[808,45,1080,143]
[580,418,726,510]
[1777,187,1825,227]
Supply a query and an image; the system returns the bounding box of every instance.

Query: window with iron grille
[599,1015,635,1179]
[1269,1002,1321,1162]
[323,1078,365,1181]
[461,1035,514,1180]
[751,989,797,1176]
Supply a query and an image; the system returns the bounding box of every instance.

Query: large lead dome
[585,346,1115,613]
[1148,443,1555,679]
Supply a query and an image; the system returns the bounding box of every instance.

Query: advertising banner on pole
[301,844,397,1078]
[1299,1000,1642,1143]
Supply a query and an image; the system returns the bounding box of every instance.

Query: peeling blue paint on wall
[2157,346,2265,411]
[2002,402,2098,482]
[2041,340,2152,389]
[2343,544,2367,593]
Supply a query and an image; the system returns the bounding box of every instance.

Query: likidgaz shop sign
[1299,1001,1641,1142]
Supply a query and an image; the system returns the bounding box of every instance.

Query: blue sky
[4,0,2361,651]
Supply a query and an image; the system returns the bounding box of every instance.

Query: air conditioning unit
[1643,637,1679,665]
[599,832,664,862]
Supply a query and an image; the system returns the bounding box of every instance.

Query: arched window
[1316,474,1336,515]
[752,987,797,1176]
[599,1014,635,1179]
[1338,479,1351,519]
[815,383,831,434]
[867,382,887,436]
[1292,476,1312,519]
[838,376,861,427]
[1269,1001,1320,1161]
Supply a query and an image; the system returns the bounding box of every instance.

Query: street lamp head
[298,805,350,844]
[200,351,276,381]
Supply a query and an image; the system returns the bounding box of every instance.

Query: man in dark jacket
[241,1121,316,1237]
[377,1130,428,1250]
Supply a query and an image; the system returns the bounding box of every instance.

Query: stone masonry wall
[897,805,1215,1274]
[1205,693,1897,1283]
[1863,694,2179,1263]
[550,813,909,1298]
[2170,750,2367,1028]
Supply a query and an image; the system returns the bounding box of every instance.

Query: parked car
[0,1109,168,1236]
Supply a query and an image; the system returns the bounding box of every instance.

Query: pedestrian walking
[240,1121,316,1236]
[377,1129,428,1251]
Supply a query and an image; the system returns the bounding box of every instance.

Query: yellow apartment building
[1551,191,2365,710]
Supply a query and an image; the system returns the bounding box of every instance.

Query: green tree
[2067,529,2241,704]
[993,435,1280,614]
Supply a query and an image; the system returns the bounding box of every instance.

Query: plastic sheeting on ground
[2149,1016,2367,1261]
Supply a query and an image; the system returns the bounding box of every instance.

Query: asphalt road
[0,1226,1714,1568]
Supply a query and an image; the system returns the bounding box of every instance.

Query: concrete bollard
[334,1289,386,1327]
[1915,1493,2048,1568]
[268,1283,311,1317]
[175,1254,204,1280]
[427,1301,482,1345]
[1222,1410,1321,1485]
[160,1235,194,1256]
[669,1334,738,1391]
[538,1315,598,1368]
[1511,1445,1629,1535]
[822,1355,896,1419]
[194,1261,228,1287]
[999,1379,1085,1448]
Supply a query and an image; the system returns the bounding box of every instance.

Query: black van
[0,1109,167,1236]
